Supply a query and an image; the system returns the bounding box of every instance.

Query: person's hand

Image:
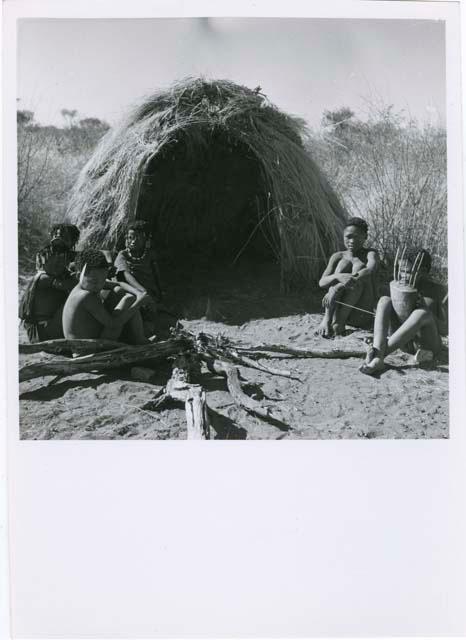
[322,290,332,308]
[338,273,357,287]
[136,291,150,305]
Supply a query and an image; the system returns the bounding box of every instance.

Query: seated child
[359,249,448,376]
[114,221,162,336]
[20,223,80,342]
[62,248,150,345]
[316,217,379,337]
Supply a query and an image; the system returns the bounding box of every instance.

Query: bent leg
[359,296,393,375]
[122,310,148,345]
[316,302,335,338]
[316,285,344,337]
[100,293,135,341]
[333,278,366,334]
[386,309,440,355]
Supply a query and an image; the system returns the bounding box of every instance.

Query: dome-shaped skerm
[67,77,347,287]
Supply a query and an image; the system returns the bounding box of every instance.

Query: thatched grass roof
[67,77,347,286]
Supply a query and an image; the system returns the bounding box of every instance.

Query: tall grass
[17,113,109,270]
[310,105,447,282]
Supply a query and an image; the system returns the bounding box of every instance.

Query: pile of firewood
[19,325,366,439]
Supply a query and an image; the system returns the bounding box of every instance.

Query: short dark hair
[75,248,109,272]
[345,217,368,234]
[404,248,432,273]
[126,220,151,237]
[50,223,80,245]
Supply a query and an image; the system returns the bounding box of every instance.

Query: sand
[18,312,449,441]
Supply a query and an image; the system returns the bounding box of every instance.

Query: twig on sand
[207,359,290,431]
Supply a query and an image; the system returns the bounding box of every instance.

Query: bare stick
[412,253,424,288]
[19,338,125,355]
[335,300,375,316]
[210,360,290,430]
[397,245,407,281]
[409,252,422,287]
[227,351,300,381]
[393,246,400,282]
[19,338,184,382]
[238,344,367,359]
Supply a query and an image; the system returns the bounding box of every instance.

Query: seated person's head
[343,217,368,253]
[398,248,432,285]
[76,248,109,292]
[125,220,151,255]
[50,224,80,252]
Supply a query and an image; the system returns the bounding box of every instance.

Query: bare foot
[364,346,378,365]
[332,322,346,336]
[315,318,333,338]
[359,356,385,376]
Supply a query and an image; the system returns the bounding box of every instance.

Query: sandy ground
[18,263,449,440]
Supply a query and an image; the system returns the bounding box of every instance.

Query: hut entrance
[136,129,277,272]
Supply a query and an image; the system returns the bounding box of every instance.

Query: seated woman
[20,223,80,342]
[114,220,162,336]
[316,217,379,337]
[360,249,448,376]
[63,248,150,345]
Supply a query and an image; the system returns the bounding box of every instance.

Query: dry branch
[185,388,210,440]
[19,338,184,382]
[210,359,290,430]
[240,343,367,359]
[19,338,125,355]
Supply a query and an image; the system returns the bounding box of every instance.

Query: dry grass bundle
[67,77,347,287]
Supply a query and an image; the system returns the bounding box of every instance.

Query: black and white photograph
[3,2,466,639]
[15,14,450,440]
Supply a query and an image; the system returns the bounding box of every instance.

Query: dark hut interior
[135,128,277,269]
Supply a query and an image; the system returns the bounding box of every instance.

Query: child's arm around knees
[352,249,379,280]
[319,252,357,289]
[82,289,148,335]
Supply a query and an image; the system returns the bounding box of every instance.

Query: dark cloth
[23,305,65,343]
[114,249,162,299]
[36,245,76,277]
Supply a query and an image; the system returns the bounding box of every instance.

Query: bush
[17,110,109,271]
[309,105,447,282]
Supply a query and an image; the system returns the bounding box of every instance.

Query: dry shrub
[17,114,109,271]
[311,105,447,282]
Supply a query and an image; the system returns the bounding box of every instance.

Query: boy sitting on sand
[114,221,162,335]
[360,249,448,376]
[63,248,150,344]
[20,223,80,342]
[316,217,379,337]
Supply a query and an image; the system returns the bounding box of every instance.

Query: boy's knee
[377,295,392,310]
[413,308,434,323]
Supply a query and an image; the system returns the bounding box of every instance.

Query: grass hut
[67,77,347,289]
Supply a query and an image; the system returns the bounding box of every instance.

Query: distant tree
[17,110,35,126]
[321,107,355,132]
[60,108,78,127]
[79,117,109,131]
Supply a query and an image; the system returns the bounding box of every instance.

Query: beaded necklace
[126,247,147,263]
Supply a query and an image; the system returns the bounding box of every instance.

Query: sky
[17,17,446,129]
